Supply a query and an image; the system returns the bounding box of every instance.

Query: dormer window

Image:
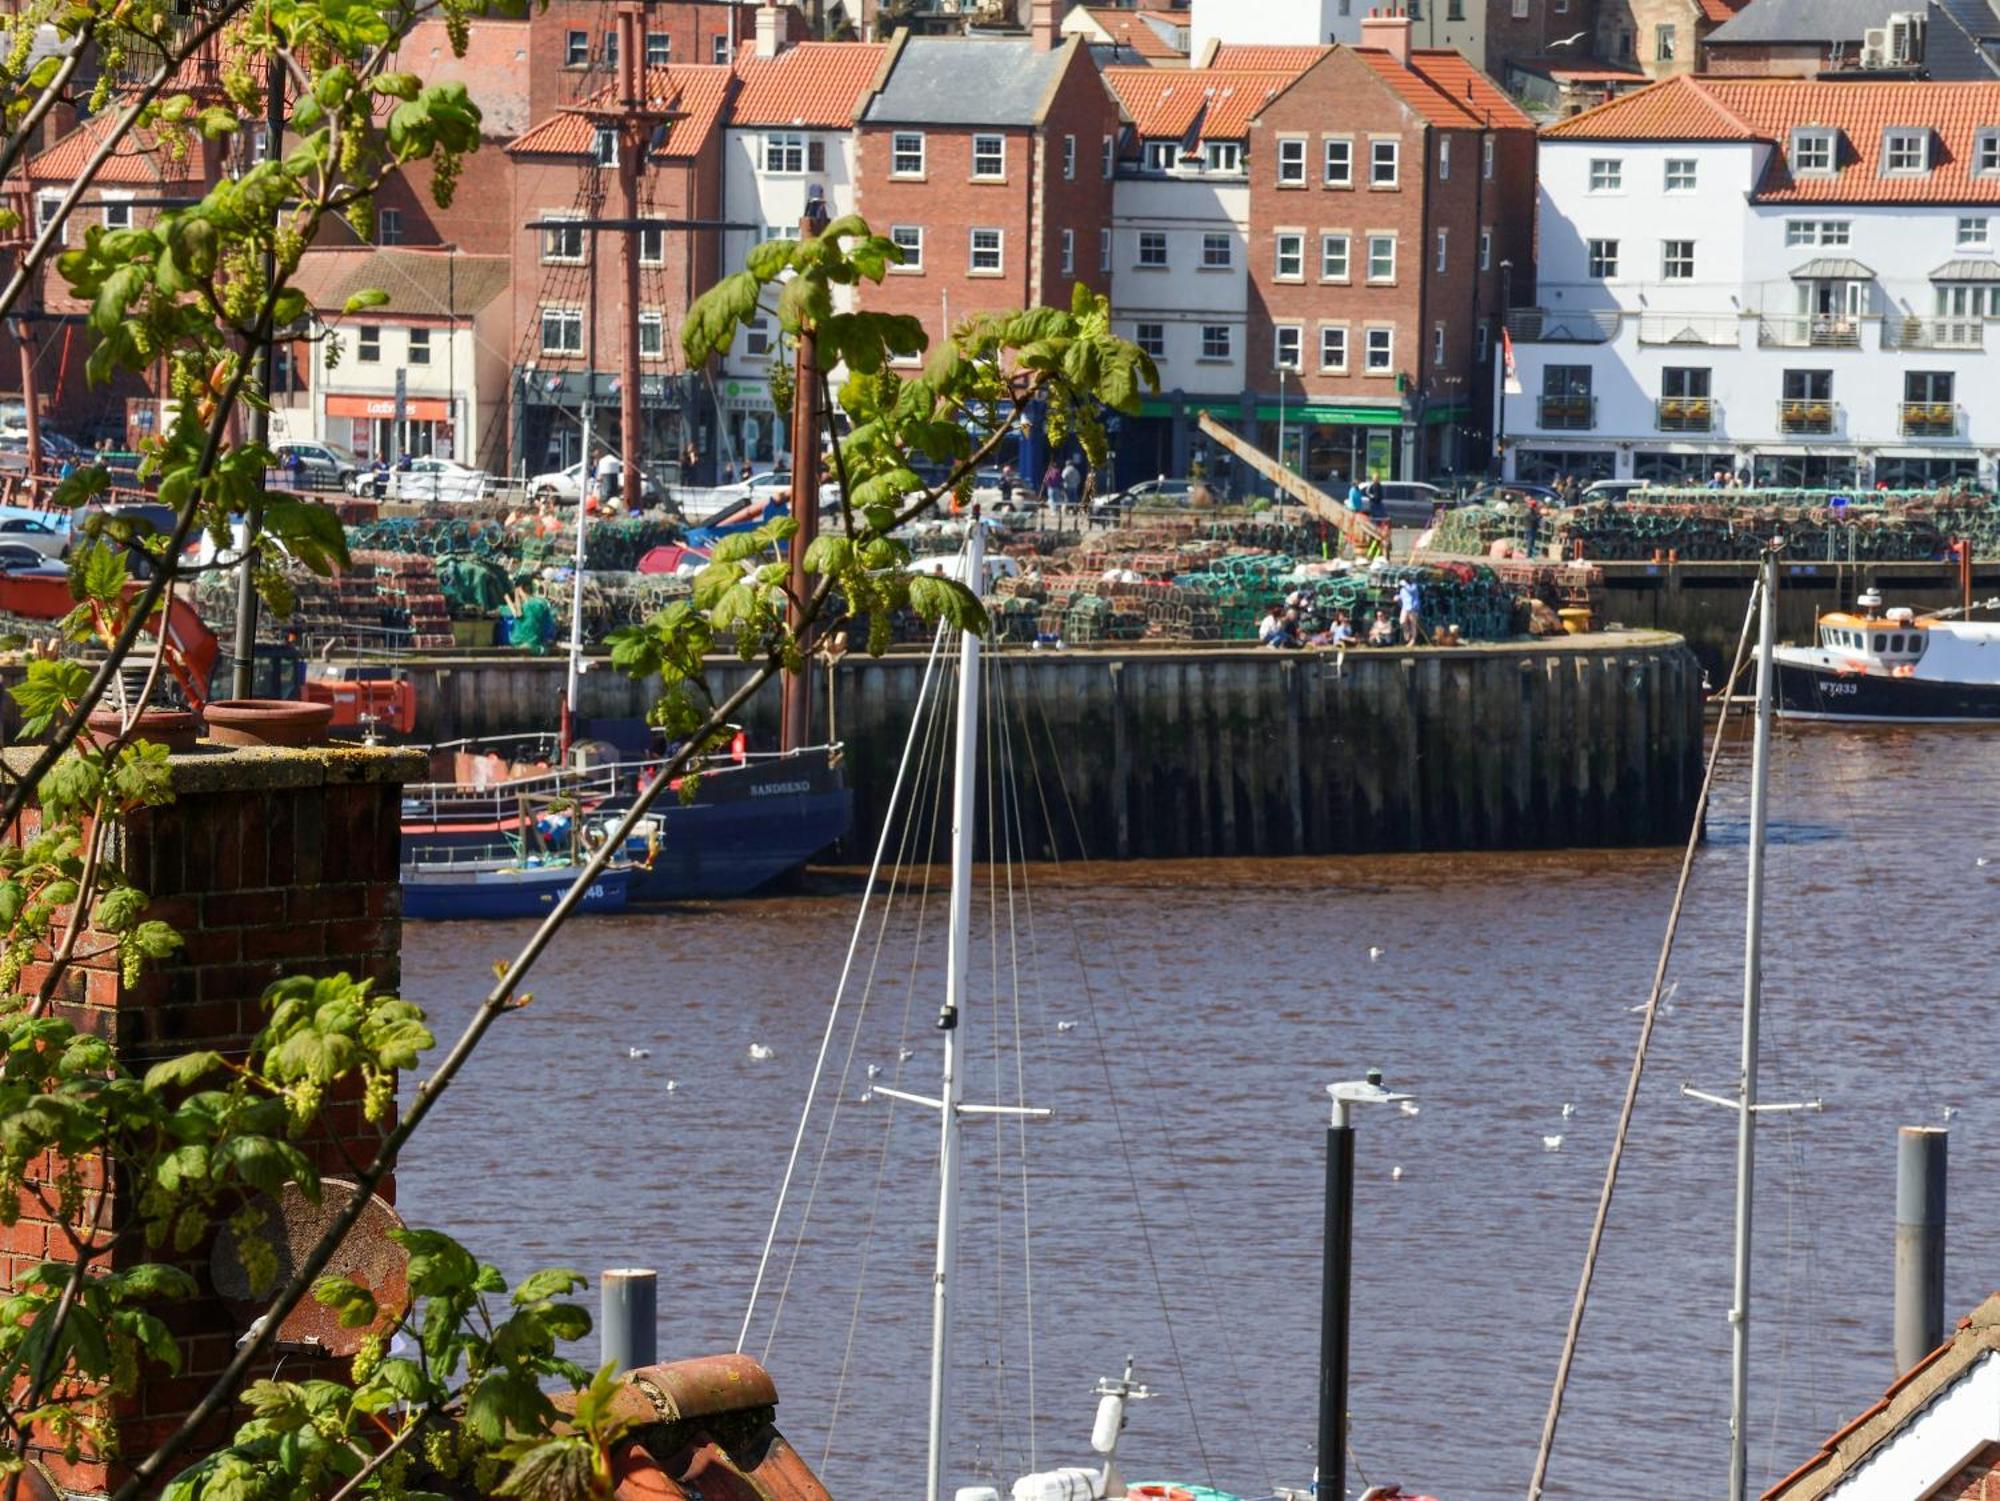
[1882,128,1930,175]
[1790,128,1837,175]
[1975,128,2000,176]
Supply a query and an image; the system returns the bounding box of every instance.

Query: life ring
[1127,1487,1195,1501]
[582,820,610,849]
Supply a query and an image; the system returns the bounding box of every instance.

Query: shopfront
[715,379,787,475]
[323,394,457,463]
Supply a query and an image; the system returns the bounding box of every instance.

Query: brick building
[1485,0,1602,84]
[852,7,1122,478]
[503,61,732,480]
[1126,15,1527,487]
[1594,0,1748,76]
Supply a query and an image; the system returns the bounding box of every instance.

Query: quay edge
[402,631,1706,860]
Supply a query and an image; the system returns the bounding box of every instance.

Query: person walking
[1061,456,1082,519]
[1397,574,1422,645]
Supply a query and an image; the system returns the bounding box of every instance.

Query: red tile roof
[1697,0,1751,23]
[507,64,733,159]
[1105,64,1305,141]
[1546,76,2000,204]
[1349,47,1537,131]
[1206,42,1331,72]
[1081,7,1184,60]
[730,42,886,129]
[24,112,207,185]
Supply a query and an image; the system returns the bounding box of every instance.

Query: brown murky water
[399,720,2000,1500]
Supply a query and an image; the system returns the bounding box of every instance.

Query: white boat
[1772,588,2000,722]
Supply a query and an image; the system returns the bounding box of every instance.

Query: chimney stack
[1359,7,1412,67]
[1895,1125,1948,1375]
[1031,0,1060,51]
[755,3,784,58]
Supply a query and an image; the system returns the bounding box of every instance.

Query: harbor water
[399,719,2000,1500]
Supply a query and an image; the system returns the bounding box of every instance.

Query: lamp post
[1319,1070,1412,1501]
[1495,258,1514,480]
[1278,365,1290,487]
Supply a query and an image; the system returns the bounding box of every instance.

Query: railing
[1505,308,1619,344]
[1758,316,1863,349]
[1885,318,1986,351]
[1537,394,1597,431]
[1899,401,1961,438]
[1655,397,1716,433]
[1777,399,1835,435]
[1637,313,1741,348]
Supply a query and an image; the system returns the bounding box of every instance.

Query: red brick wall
[8,747,420,1495]
[1936,1444,2000,1501]
[1702,41,1832,76]
[1486,0,1603,81]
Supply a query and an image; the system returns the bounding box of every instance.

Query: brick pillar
[7,743,425,1496]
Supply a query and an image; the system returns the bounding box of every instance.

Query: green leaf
[341,288,390,315]
[73,543,128,607]
[513,1267,587,1305]
[143,1051,223,1093]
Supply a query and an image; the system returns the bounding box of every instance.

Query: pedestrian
[1523,496,1541,558]
[595,448,621,503]
[1346,477,1366,513]
[1367,608,1395,645]
[370,455,389,498]
[1042,460,1062,508]
[1061,456,1082,511]
[1330,608,1355,646]
[999,464,1016,505]
[1367,482,1388,528]
[1364,474,1383,517]
[1397,574,1422,645]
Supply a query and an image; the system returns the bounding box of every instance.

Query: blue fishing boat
[400,848,634,922]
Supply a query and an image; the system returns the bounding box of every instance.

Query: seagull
[1561,1102,1576,1119]
[626,1046,651,1060]
[859,1090,873,1104]
[1368,946,1384,962]
[665,1080,678,1094]
[1942,1105,1960,1121]
[1056,1020,1077,1033]
[1542,1134,1564,1152]
[1399,1100,1420,1117]
[899,1046,915,1061]
[748,1042,775,1061]
[1550,28,1588,48]
[865,1062,882,1078]
[1391,1164,1405,1181]
[1980,857,1992,868]
[236,1313,270,1350]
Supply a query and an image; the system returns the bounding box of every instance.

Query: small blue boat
[401,852,633,922]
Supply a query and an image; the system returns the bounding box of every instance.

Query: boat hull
[402,863,633,921]
[1775,659,2000,722]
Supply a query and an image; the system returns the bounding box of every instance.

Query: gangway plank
[1196,411,1388,552]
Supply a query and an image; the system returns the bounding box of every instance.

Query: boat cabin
[1818,608,1928,666]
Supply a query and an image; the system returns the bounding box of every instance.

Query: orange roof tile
[1081,7,1184,60]
[507,64,732,159]
[1697,0,1751,22]
[1104,64,1304,141]
[730,42,886,129]
[1206,43,1332,72]
[24,112,207,186]
[1351,47,1481,127]
[1407,49,1538,130]
[1546,76,2000,205]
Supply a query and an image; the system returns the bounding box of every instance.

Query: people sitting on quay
[1369,608,1396,646]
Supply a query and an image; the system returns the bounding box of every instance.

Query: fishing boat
[1773,589,2000,722]
[399,846,634,921]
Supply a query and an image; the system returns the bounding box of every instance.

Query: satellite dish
[211,1178,409,1356]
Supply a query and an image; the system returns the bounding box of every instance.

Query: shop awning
[1790,257,1875,280]
[1245,400,1470,427]
[326,393,450,421]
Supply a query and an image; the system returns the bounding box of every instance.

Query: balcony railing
[1656,397,1715,433]
[1900,401,1961,438]
[1778,399,1835,435]
[1506,308,1619,344]
[1886,318,1986,351]
[1759,316,1863,349]
[1637,313,1741,348]
[1538,394,1597,431]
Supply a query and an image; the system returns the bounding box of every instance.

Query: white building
[715,34,884,472]
[286,247,512,467]
[1501,76,2000,490]
[1190,0,1484,69]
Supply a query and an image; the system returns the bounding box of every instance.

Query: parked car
[1583,478,1652,503]
[0,512,69,559]
[1094,476,1197,518]
[526,457,656,505]
[0,542,65,575]
[1468,481,1563,508]
[274,440,361,490]
[350,457,490,503]
[1372,481,1451,528]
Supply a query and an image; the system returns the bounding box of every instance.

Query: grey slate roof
[1932,257,2000,279]
[1926,0,2000,79]
[861,37,1067,126]
[1707,0,1906,43]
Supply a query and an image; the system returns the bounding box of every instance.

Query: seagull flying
[1551,28,1588,47]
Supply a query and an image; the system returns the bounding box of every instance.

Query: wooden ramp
[1197,411,1388,553]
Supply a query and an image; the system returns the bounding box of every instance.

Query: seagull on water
[748,1042,775,1061]
[626,1046,651,1060]
[1399,1100,1420,1117]
[899,1046,915,1061]
[665,1080,678,1094]
[1561,1102,1576,1119]
[1391,1164,1405,1181]
[866,1062,882,1078]
[1368,946,1384,962]
[1543,1134,1564,1152]
[1943,1105,1961,1121]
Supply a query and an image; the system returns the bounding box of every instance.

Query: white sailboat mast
[926,520,985,1501]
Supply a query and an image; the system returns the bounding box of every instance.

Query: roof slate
[730,42,886,129]
[860,36,1070,127]
[290,247,511,320]
[507,64,733,158]
[1707,0,1907,43]
[1548,77,2000,205]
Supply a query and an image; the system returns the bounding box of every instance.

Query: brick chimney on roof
[755,4,784,58]
[1031,0,1060,51]
[1360,7,1412,66]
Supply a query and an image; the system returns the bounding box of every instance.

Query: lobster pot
[1012,1469,1100,1501]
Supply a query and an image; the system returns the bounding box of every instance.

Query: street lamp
[1319,1070,1413,1501]
[1278,364,1290,491]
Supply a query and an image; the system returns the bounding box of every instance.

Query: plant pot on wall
[202,699,334,748]
[85,708,203,754]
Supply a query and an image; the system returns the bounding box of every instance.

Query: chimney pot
[1031,0,1060,51]
[755,4,783,58]
[1359,7,1412,66]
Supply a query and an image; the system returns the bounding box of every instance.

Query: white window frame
[1319,324,1348,373]
[1482,135,1494,179]
[645,30,669,65]
[1432,322,1446,363]
[1144,140,1179,173]
[1321,232,1350,282]
[972,133,1006,181]
[101,193,132,231]
[764,132,805,174]
[1274,231,1304,281]
[35,192,64,245]
[1063,134,1076,180]
[1201,232,1233,269]
[377,207,403,245]
[542,211,585,264]
[1977,130,2000,177]
[1364,326,1394,374]
[1438,135,1451,180]
[1479,227,1492,271]
[1324,136,1353,187]
[1435,228,1448,274]
[539,307,584,356]
[1369,137,1400,188]
[640,226,664,266]
[1206,141,1243,174]
[1588,238,1618,278]
[1882,128,1929,175]
[357,325,382,363]
[1099,228,1112,273]
[1277,136,1307,185]
[594,126,619,168]
[890,223,924,271]
[891,132,925,178]
[564,28,589,66]
[1273,324,1303,372]
[638,311,663,359]
[1791,128,1836,175]
[1958,216,1991,248]
[1662,239,1695,279]
[408,327,430,366]
[1137,230,1168,268]
[1134,321,1166,359]
[1589,157,1623,192]
[969,226,1003,275]
[1101,134,1115,179]
[711,33,730,63]
[1664,157,1697,192]
[1366,232,1396,284]
[1200,324,1231,361]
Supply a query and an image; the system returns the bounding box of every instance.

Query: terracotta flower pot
[85,707,203,754]
[202,699,334,748]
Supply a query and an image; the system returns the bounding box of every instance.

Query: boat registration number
[1819,681,1859,697]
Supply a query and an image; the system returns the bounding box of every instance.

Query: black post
[1894,1124,1947,1374]
[1319,1122,1354,1500]
[1494,258,1514,480]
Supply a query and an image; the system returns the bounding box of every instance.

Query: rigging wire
[1524,576,1764,1501]
[738,617,950,1354]
[980,643,1016,1475]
